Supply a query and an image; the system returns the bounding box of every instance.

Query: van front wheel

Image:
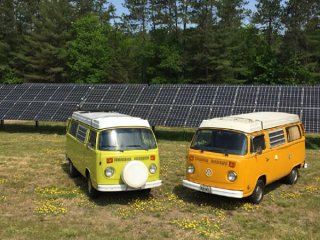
[248,179,264,204]
[285,168,299,185]
[87,174,99,199]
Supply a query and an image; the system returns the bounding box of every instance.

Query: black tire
[248,179,265,204]
[285,167,299,185]
[87,174,99,199]
[68,160,79,178]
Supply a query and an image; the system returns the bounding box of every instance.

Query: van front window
[99,128,157,151]
[191,129,248,155]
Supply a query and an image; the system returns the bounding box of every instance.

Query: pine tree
[16,0,73,82]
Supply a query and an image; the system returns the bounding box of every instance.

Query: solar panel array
[0,84,319,133]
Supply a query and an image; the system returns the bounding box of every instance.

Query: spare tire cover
[121,160,148,188]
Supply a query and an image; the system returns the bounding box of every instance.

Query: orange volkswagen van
[182,112,306,203]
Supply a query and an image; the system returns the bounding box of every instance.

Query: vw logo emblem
[205,168,212,177]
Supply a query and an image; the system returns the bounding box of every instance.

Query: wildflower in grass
[305,185,319,193]
[313,177,320,182]
[170,216,222,239]
[0,195,7,202]
[34,199,67,215]
[281,191,301,199]
[241,203,260,212]
[116,193,187,219]
[160,164,169,177]
[35,186,81,199]
[0,178,8,184]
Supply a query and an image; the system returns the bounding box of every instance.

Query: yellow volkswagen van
[183,112,306,204]
[66,111,161,198]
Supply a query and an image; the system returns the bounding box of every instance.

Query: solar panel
[0,85,16,101]
[131,104,152,119]
[148,105,171,126]
[174,87,197,106]
[118,85,145,104]
[210,106,233,118]
[186,106,211,127]
[1,84,319,133]
[234,86,258,107]
[165,106,191,127]
[4,102,30,120]
[193,86,218,106]
[19,102,46,120]
[302,108,320,133]
[35,102,61,121]
[155,86,179,105]
[213,86,237,107]
[136,86,161,104]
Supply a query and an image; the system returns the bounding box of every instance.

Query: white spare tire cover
[121,160,148,188]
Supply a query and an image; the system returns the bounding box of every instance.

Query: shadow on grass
[61,162,153,206]
[0,122,66,135]
[172,180,284,210]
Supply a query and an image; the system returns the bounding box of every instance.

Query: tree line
[0,0,319,85]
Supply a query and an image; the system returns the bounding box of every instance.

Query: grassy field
[0,122,319,240]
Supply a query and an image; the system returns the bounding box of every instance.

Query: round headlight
[187,164,195,174]
[105,167,115,177]
[149,163,157,174]
[227,171,237,182]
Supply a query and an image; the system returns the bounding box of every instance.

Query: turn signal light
[229,161,236,168]
[150,155,156,161]
[106,158,113,163]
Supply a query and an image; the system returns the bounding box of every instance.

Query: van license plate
[200,185,211,193]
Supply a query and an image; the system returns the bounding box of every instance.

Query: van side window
[69,121,78,137]
[76,125,88,143]
[286,125,301,142]
[251,135,266,153]
[88,130,97,149]
[268,129,286,148]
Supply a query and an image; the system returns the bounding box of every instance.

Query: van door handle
[266,158,269,162]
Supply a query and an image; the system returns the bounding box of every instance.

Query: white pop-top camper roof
[71,111,150,129]
[200,112,300,133]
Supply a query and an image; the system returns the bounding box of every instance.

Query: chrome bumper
[97,180,162,192]
[182,180,243,198]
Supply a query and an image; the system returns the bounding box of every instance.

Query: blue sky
[108,0,257,17]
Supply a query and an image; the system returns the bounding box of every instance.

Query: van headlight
[149,163,157,174]
[105,167,115,177]
[227,171,237,182]
[187,164,195,174]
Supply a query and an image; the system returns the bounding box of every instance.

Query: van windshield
[190,129,248,155]
[99,128,157,151]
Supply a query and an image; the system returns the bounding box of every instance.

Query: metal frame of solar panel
[0,84,319,133]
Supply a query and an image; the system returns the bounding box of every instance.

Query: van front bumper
[97,180,162,192]
[182,180,243,198]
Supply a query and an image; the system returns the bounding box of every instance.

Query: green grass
[0,122,320,240]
